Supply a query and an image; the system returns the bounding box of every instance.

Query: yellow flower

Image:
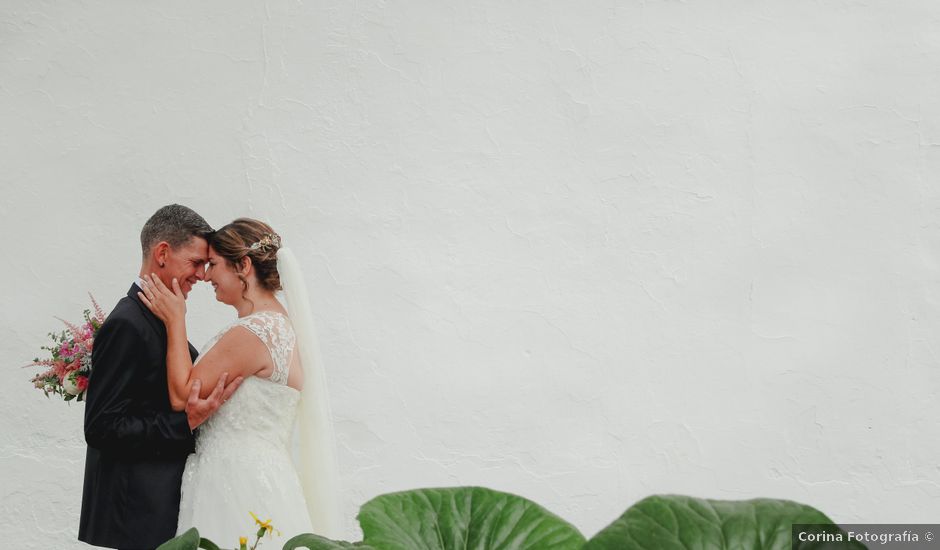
[238,536,248,550]
[249,511,281,537]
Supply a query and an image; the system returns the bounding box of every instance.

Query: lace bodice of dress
[234,310,295,385]
[192,310,299,452]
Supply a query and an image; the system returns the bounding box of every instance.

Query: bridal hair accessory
[249,233,281,252]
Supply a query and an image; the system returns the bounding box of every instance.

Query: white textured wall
[3,1,940,547]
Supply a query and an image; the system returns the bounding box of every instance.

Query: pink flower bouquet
[27,295,107,402]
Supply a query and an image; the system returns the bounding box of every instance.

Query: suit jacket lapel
[127,284,167,340]
[126,284,198,360]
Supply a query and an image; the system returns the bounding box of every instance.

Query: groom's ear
[153,241,170,268]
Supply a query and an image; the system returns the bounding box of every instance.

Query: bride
[138,218,340,544]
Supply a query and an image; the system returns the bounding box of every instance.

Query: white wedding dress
[176,310,314,545]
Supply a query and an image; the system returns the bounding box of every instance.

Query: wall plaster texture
[2,1,940,547]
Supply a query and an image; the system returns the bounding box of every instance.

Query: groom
[79,204,243,550]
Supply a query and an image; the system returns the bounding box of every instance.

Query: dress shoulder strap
[235,311,295,385]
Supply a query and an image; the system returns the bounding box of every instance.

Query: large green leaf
[156,527,201,550]
[357,486,585,550]
[283,533,377,549]
[584,495,864,550]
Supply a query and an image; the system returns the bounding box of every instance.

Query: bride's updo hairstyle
[209,218,282,297]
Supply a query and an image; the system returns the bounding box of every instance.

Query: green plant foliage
[283,533,377,549]
[155,527,200,550]
[357,486,586,550]
[152,490,858,550]
[583,495,864,550]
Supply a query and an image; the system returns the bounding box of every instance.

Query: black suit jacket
[79,284,198,549]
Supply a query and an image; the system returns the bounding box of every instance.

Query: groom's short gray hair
[140,204,213,257]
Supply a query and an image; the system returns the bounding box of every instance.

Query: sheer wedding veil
[276,246,342,538]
